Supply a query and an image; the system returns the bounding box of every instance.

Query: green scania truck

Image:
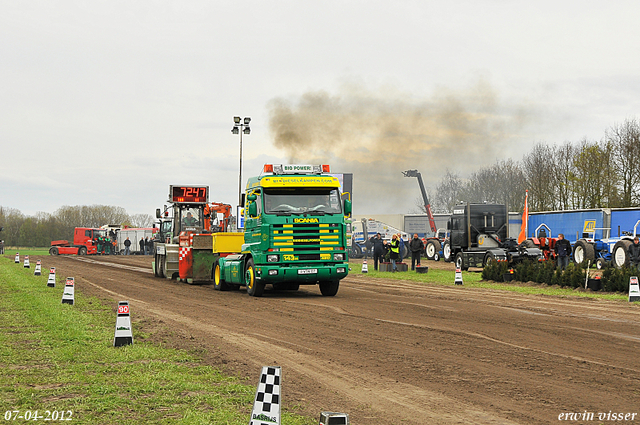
[214,164,352,297]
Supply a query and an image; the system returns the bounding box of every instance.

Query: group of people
[93,235,116,255]
[369,233,426,272]
[138,236,154,255]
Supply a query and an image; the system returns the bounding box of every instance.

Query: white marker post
[23,255,30,268]
[113,301,133,347]
[454,267,463,285]
[47,268,56,287]
[34,260,42,276]
[14,252,19,263]
[629,276,640,302]
[361,259,368,273]
[249,366,281,425]
[61,277,75,305]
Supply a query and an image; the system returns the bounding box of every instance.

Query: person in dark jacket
[409,233,423,270]
[554,233,572,271]
[124,237,131,255]
[139,237,144,255]
[628,236,640,270]
[369,233,386,271]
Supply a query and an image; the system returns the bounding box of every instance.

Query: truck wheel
[319,281,339,296]
[443,241,452,262]
[455,252,468,271]
[245,259,264,297]
[612,240,632,268]
[483,252,496,267]
[78,247,87,256]
[49,247,59,256]
[425,240,441,260]
[214,263,229,291]
[351,244,362,258]
[573,240,595,264]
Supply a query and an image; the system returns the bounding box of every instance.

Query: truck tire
[442,241,452,262]
[245,259,264,297]
[425,240,441,260]
[49,247,59,256]
[351,244,363,258]
[78,247,87,256]
[455,252,468,271]
[319,280,339,296]
[611,240,632,268]
[573,240,595,264]
[483,252,497,267]
[213,263,230,291]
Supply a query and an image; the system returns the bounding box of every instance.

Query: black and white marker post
[61,277,75,305]
[629,276,640,302]
[34,260,42,276]
[47,268,56,287]
[14,252,19,263]
[249,366,281,425]
[23,255,30,268]
[113,301,133,347]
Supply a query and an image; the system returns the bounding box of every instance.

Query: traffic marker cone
[629,276,640,302]
[23,255,30,268]
[47,268,56,287]
[361,259,368,273]
[250,366,281,425]
[113,301,133,347]
[454,267,463,285]
[61,277,75,305]
[14,252,19,263]
[34,260,42,276]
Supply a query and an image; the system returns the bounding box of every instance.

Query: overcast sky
[2,0,640,218]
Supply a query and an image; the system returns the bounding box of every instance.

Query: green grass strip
[353,262,629,301]
[0,258,314,425]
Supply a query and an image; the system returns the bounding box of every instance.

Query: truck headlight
[267,254,279,262]
[337,267,346,273]
[333,253,345,261]
[268,270,278,276]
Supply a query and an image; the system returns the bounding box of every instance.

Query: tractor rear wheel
[612,240,632,268]
[425,240,441,260]
[573,240,595,265]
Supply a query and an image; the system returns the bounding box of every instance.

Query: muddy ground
[12,254,640,424]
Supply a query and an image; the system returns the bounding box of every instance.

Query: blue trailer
[527,208,640,268]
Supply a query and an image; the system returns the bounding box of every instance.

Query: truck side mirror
[241,193,248,207]
[344,199,352,215]
[248,201,258,217]
[155,208,161,219]
[247,193,256,202]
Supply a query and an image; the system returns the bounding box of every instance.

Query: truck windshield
[264,188,342,215]
[180,207,202,228]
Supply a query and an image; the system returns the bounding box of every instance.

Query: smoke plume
[268,80,533,214]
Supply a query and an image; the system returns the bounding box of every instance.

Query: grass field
[0,257,314,425]
[351,262,631,301]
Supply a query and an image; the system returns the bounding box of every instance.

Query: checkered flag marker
[249,366,281,425]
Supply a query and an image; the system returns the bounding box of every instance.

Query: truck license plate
[298,269,318,275]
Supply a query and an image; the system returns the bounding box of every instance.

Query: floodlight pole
[232,117,251,206]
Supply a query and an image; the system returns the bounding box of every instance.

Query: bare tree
[129,213,155,228]
[433,169,462,213]
[522,143,557,211]
[606,118,640,207]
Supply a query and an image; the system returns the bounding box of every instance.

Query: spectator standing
[139,237,144,255]
[554,233,572,271]
[144,237,150,255]
[369,233,386,271]
[124,237,131,255]
[409,233,423,270]
[389,234,400,272]
[628,236,640,271]
[398,234,405,260]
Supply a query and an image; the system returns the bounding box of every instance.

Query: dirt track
[18,255,640,424]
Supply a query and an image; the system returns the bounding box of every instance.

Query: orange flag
[517,190,528,244]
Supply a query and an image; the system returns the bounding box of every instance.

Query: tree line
[430,117,640,213]
[0,205,154,247]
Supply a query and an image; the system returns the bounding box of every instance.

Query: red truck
[50,227,107,255]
